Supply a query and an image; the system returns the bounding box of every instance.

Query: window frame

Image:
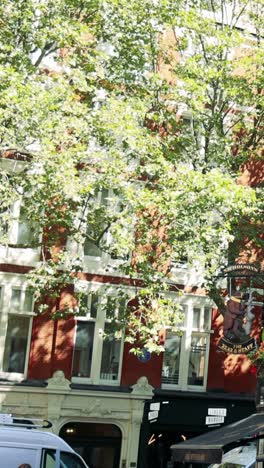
[0,276,34,382]
[83,189,109,260]
[41,448,87,468]
[71,284,127,386]
[0,159,41,266]
[9,198,40,247]
[66,189,131,275]
[161,298,212,392]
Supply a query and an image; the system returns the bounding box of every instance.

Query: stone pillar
[46,370,71,434]
[126,377,154,468]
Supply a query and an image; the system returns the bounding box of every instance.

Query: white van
[209,444,256,468]
[0,414,89,468]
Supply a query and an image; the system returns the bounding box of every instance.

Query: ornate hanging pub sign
[217,264,263,355]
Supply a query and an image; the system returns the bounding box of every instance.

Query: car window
[42,449,56,468]
[60,451,87,468]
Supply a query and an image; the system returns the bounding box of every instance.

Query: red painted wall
[28,313,75,380]
[207,307,261,394]
[121,343,163,387]
[28,303,262,392]
[238,159,264,187]
[27,270,263,394]
[28,287,77,380]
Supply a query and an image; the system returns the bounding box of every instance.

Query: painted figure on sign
[242,292,255,336]
[223,293,246,340]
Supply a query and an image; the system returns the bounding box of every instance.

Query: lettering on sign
[150,402,160,411]
[148,411,159,421]
[208,408,227,417]
[223,264,259,274]
[206,416,225,425]
[185,453,207,462]
[217,337,256,355]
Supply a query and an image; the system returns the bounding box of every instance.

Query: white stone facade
[0,372,154,468]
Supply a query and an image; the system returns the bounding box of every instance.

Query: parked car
[0,414,89,468]
[209,444,256,468]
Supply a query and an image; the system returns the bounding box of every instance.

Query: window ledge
[0,245,40,266]
[71,377,121,386]
[162,383,206,392]
[70,382,131,393]
[82,256,129,276]
[0,378,47,387]
[0,372,26,382]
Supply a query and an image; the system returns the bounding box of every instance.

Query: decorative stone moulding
[47,370,71,390]
[131,376,154,396]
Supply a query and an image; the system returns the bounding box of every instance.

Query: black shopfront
[137,390,256,468]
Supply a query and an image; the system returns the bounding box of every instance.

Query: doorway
[60,422,122,468]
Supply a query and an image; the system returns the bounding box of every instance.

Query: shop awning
[171,413,264,464]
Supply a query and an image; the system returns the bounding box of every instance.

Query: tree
[0,0,263,352]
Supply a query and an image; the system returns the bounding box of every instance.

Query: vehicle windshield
[61,451,87,468]
[209,445,256,468]
[211,464,245,468]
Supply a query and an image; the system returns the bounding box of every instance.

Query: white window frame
[71,283,128,386]
[161,296,213,392]
[0,159,41,266]
[83,188,111,261]
[67,189,131,276]
[0,274,34,382]
[9,198,39,247]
